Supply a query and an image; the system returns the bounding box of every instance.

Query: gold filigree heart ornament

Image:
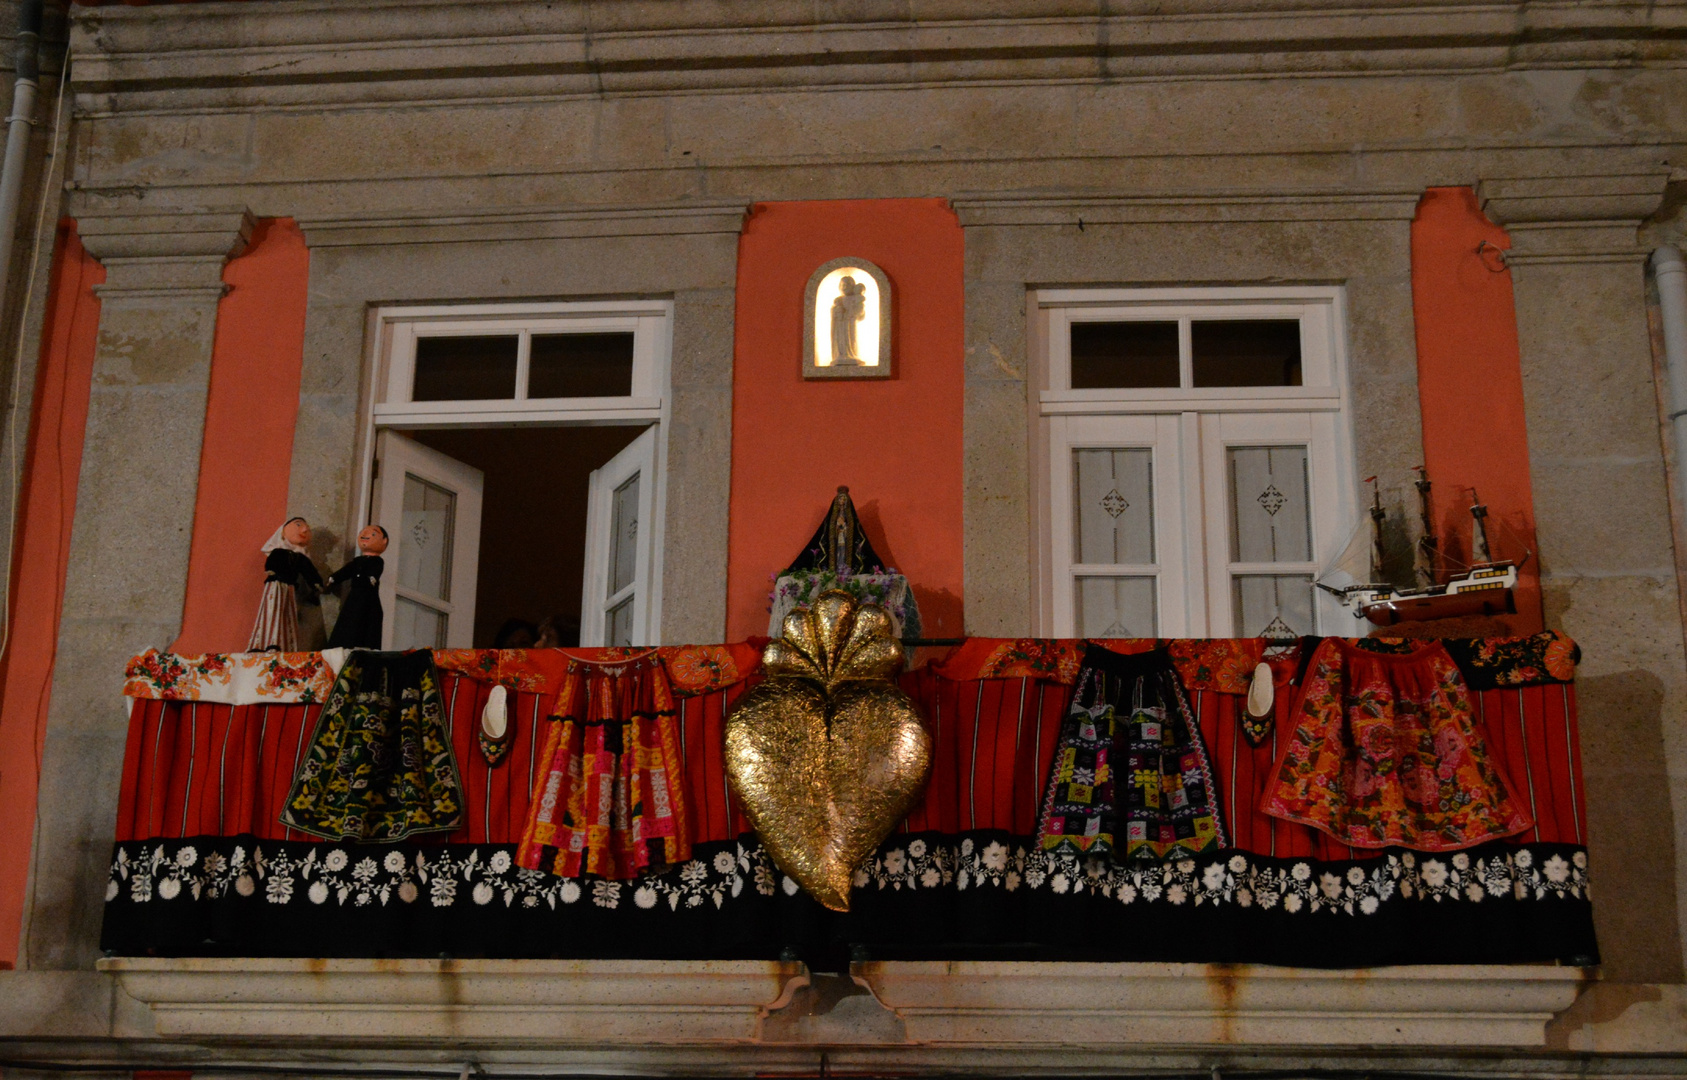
[724,590,933,912]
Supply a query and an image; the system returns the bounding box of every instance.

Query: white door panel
[581,426,658,647]
[373,430,484,649]
[1050,414,1191,637]
[1198,411,1344,637]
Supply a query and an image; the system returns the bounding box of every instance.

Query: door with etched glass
[372,430,485,649]
[581,426,657,647]
[1049,414,1191,637]
[1199,412,1344,638]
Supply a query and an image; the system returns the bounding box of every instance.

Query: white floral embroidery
[853,838,1590,915]
[106,838,1591,917]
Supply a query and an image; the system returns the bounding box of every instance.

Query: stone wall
[4,0,1686,1059]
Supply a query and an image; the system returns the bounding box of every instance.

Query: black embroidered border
[102,832,1598,968]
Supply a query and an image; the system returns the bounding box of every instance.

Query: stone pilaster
[20,209,251,969]
[1479,172,1686,982]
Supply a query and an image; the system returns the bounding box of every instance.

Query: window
[359,302,671,649]
[1035,288,1355,639]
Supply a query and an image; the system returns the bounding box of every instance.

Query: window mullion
[1178,317,1194,388]
[514,331,531,401]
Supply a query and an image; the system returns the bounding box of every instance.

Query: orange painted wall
[1410,187,1542,633]
[171,219,310,655]
[726,200,965,640]
[0,222,104,968]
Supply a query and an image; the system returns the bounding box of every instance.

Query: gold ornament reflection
[724,590,932,911]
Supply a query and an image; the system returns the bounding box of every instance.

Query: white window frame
[1032,286,1358,638]
[580,427,659,647]
[353,300,673,645]
[372,429,485,649]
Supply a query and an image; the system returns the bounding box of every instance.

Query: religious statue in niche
[326,524,388,650]
[802,256,893,379]
[248,517,324,652]
[830,276,867,365]
[768,486,921,639]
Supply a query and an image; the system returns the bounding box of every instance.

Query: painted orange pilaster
[726,199,965,640]
[171,219,310,655]
[1410,187,1543,633]
[0,222,104,968]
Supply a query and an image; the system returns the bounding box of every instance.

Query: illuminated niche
[802,257,893,380]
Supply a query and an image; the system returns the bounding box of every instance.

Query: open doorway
[380,424,649,648]
[363,299,673,650]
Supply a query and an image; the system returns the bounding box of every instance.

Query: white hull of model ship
[1340,563,1519,626]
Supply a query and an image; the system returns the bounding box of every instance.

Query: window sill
[97,957,1587,1049]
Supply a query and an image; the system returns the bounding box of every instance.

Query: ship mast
[1470,488,1492,565]
[1367,476,1386,584]
[1412,465,1438,588]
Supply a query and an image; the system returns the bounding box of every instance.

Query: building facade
[0,0,1686,1071]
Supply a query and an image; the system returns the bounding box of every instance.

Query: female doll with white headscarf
[248,517,325,652]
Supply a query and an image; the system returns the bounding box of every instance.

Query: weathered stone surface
[28,216,250,971]
[1517,253,1687,985]
[4,0,1684,1061]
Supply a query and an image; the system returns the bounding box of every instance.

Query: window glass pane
[1191,320,1302,387]
[1073,448,1154,565]
[1232,575,1314,640]
[529,332,636,399]
[606,597,635,647]
[392,596,448,649]
[609,472,640,595]
[399,474,455,601]
[411,335,519,401]
[1228,445,1312,563]
[1076,576,1157,637]
[1070,322,1180,389]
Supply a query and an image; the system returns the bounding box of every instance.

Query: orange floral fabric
[933,637,1264,694]
[434,643,761,700]
[433,648,572,694]
[1261,638,1533,851]
[932,638,1083,683]
[660,642,762,695]
[1163,638,1265,695]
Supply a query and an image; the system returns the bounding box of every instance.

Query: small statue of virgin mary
[829,276,867,365]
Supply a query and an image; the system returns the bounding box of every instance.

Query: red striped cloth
[114,668,1587,854]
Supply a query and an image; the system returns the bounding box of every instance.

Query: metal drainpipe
[1653,246,1687,521]
[0,0,41,308]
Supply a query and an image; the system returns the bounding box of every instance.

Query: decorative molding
[98,957,1586,1051]
[101,958,794,1042]
[76,209,255,298]
[75,209,256,262]
[1478,173,1671,265]
[854,961,1588,1048]
[67,1,1687,115]
[295,202,750,248]
[952,191,1425,228]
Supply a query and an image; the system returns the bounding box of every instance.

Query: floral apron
[1260,638,1532,851]
[281,650,463,842]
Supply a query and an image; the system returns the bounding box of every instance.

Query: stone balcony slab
[96,956,1588,1050]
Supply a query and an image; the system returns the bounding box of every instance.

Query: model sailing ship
[1319,466,1521,626]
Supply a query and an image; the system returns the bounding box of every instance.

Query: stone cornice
[77,209,255,298]
[75,209,254,262]
[1478,172,1670,264]
[68,0,1687,115]
[952,190,1425,227]
[296,201,750,248]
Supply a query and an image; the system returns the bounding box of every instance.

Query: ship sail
[1318,515,1377,594]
